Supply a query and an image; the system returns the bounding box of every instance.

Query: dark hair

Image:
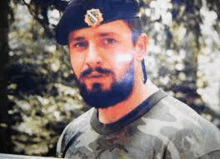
[124,17,143,45]
[125,17,147,83]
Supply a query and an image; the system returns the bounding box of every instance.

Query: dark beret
[55,0,140,45]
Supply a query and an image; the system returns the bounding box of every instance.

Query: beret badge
[84,9,103,27]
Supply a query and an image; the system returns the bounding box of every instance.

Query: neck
[98,80,158,124]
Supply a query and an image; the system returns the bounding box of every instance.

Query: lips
[79,70,115,90]
[86,72,108,78]
[80,67,113,78]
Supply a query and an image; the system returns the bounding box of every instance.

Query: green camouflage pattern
[57,92,220,159]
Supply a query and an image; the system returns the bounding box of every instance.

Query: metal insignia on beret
[84,9,103,27]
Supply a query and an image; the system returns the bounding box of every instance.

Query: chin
[78,66,135,108]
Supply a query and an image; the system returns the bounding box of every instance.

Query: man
[55,0,220,158]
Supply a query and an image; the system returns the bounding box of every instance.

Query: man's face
[68,20,136,108]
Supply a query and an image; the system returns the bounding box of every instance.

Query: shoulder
[141,94,220,158]
[63,107,94,132]
[145,94,218,130]
[56,108,95,157]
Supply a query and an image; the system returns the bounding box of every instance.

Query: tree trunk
[0,0,10,153]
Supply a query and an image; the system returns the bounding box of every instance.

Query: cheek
[69,52,84,78]
[115,53,133,64]
[112,53,134,79]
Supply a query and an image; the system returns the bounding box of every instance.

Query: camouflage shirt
[57,90,220,158]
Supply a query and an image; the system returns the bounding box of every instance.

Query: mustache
[80,67,113,78]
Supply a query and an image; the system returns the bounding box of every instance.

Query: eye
[102,38,117,45]
[73,41,88,48]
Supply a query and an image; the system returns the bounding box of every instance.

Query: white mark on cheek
[116,54,133,63]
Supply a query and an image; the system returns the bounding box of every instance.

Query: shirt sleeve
[56,132,65,158]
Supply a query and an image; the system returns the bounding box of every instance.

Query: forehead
[68,20,132,41]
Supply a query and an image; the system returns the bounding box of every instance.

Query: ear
[135,33,148,61]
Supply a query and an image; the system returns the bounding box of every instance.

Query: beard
[77,61,134,108]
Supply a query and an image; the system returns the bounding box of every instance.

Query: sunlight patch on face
[116,54,133,63]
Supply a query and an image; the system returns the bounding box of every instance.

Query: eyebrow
[98,32,117,37]
[70,36,86,42]
[69,32,118,42]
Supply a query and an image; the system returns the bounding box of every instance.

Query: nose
[85,43,102,68]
